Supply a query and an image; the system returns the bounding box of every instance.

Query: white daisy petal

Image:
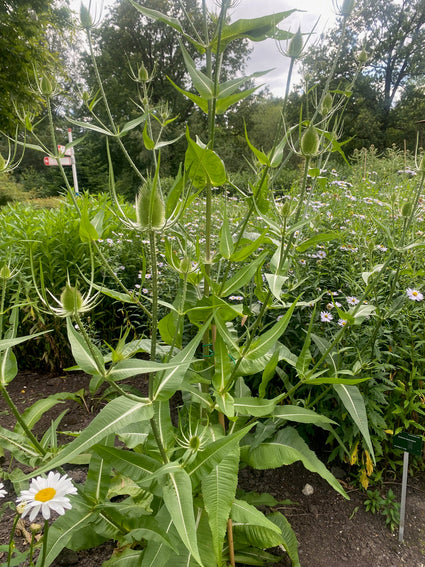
[16,471,76,522]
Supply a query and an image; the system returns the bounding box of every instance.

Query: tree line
[2,0,425,197]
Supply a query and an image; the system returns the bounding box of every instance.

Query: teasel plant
[0,1,392,566]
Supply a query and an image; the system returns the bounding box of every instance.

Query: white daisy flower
[406,288,424,301]
[338,319,348,327]
[320,311,333,322]
[16,472,77,522]
[0,482,7,498]
[347,296,359,306]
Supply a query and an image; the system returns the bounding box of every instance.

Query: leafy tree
[77,0,251,188]
[299,0,425,151]
[0,0,72,134]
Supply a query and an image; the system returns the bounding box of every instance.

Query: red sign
[57,145,72,156]
[44,156,72,166]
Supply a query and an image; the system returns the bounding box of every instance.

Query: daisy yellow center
[35,487,56,502]
[413,291,418,296]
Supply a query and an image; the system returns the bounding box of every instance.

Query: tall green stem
[0,385,46,456]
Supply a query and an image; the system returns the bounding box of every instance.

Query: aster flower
[16,472,77,522]
[320,311,333,322]
[347,296,360,306]
[406,288,424,302]
[0,482,7,498]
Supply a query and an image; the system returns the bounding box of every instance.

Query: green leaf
[107,358,191,382]
[94,445,160,482]
[0,331,49,354]
[66,318,104,375]
[244,123,269,166]
[296,232,340,252]
[219,207,234,259]
[84,436,113,502]
[219,251,268,297]
[229,230,269,262]
[26,396,153,477]
[143,122,156,150]
[35,496,94,567]
[162,469,203,566]
[212,332,234,392]
[202,451,239,565]
[241,426,348,499]
[185,128,227,189]
[79,207,99,242]
[233,395,284,417]
[67,116,114,136]
[333,384,375,462]
[216,11,297,49]
[180,43,213,98]
[14,392,79,435]
[101,548,144,566]
[187,423,254,485]
[153,318,211,400]
[168,79,209,113]
[230,499,282,549]
[272,405,337,429]
[215,86,259,114]
[245,297,298,360]
[268,511,301,567]
[127,0,204,52]
[264,273,288,301]
[119,112,147,135]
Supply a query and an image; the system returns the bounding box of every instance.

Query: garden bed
[0,371,424,567]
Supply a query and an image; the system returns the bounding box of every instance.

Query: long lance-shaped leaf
[127,0,205,52]
[0,330,49,353]
[36,496,94,567]
[180,42,213,98]
[230,499,282,549]
[202,451,239,565]
[333,384,375,462]
[233,395,284,417]
[67,318,104,376]
[214,10,296,49]
[107,358,194,382]
[272,406,337,429]
[25,396,153,478]
[212,332,233,392]
[152,318,211,400]
[0,426,41,460]
[244,296,299,360]
[162,469,203,566]
[187,423,254,485]
[241,426,348,499]
[102,548,144,566]
[268,512,301,567]
[93,445,160,482]
[219,251,268,297]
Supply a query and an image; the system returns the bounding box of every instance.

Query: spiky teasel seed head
[301,126,320,157]
[321,93,333,116]
[135,183,166,231]
[287,28,303,59]
[60,284,84,315]
[137,62,149,83]
[401,202,413,217]
[39,76,53,96]
[0,264,12,280]
[357,48,368,65]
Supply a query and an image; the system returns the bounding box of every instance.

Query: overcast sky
[71,0,339,96]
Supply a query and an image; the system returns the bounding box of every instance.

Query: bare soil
[1,371,424,567]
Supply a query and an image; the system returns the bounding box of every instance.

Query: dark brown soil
[1,372,424,567]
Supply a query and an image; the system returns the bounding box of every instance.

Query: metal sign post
[67,128,79,195]
[393,432,423,543]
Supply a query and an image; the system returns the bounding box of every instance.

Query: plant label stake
[43,128,80,195]
[393,432,423,542]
